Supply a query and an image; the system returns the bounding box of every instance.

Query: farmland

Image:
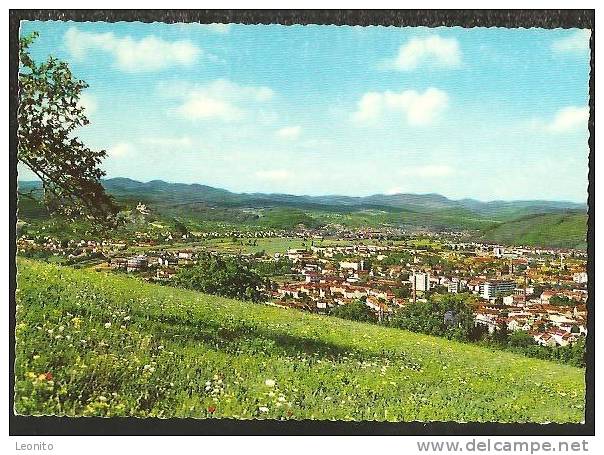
[15,259,585,422]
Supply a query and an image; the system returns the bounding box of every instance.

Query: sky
[18,21,591,202]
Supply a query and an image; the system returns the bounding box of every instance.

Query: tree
[549,295,576,307]
[18,32,117,220]
[392,284,411,299]
[173,255,268,303]
[491,320,510,345]
[330,301,376,323]
[508,330,536,348]
[389,293,477,341]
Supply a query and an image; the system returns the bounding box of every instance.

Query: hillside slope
[15,260,585,422]
[482,212,587,249]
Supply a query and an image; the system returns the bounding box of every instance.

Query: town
[17,212,588,349]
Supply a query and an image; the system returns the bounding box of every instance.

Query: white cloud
[552,30,591,53]
[140,136,193,148]
[399,165,453,178]
[64,27,201,72]
[276,126,302,139]
[78,92,97,115]
[107,142,134,158]
[170,79,274,122]
[255,169,291,181]
[385,186,405,195]
[352,87,449,126]
[386,35,461,71]
[546,106,589,133]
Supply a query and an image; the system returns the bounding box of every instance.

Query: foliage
[388,293,478,341]
[173,255,268,303]
[392,284,412,299]
[508,330,536,348]
[251,258,294,278]
[482,336,586,369]
[549,295,577,307]
[380,251,412,267]
[491,320,511,345]
[330,301,376,323]
[18,32,117,221]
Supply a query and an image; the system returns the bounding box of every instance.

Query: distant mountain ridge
[17,178,588,248]
[96,177,586,216]
[18,177,586,217]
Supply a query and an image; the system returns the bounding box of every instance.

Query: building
[448,277,465,293]
[412,272,430,292]
[339,260,364,272]
[479,280,515,300]
[573,272,588,284]
[127,255,148,272]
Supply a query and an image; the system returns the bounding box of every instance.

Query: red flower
[207,406,216,414]
[45,372,53,381]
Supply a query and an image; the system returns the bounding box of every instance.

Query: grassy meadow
[15,259,585,422]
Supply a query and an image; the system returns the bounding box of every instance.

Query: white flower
[259,406,269,413]
[265,379,276,387]
[104,322,112,328]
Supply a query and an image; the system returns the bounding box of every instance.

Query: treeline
[330,293,586,368]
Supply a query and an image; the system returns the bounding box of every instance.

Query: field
[15,259,585,422]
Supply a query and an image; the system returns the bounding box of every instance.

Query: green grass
[15,259,585,422]
[482,212,587,249]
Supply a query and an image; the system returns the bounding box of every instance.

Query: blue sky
[19,21,591,202]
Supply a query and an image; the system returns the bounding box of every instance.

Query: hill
[17,178,587,248]
[482,212,588,249]
[98,178,586,217]
[15,259,585,422]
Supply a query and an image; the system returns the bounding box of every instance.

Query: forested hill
[17,178,587,248]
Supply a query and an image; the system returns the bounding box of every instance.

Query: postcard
[12,11,592,431]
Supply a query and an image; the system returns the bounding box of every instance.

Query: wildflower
[99,396,107,402]
[265,379,276,387]
[259,406,269,413]
[207,406,216,414]
[104,322,112,328]
[45,372,53,381]
[38,373,47,381]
